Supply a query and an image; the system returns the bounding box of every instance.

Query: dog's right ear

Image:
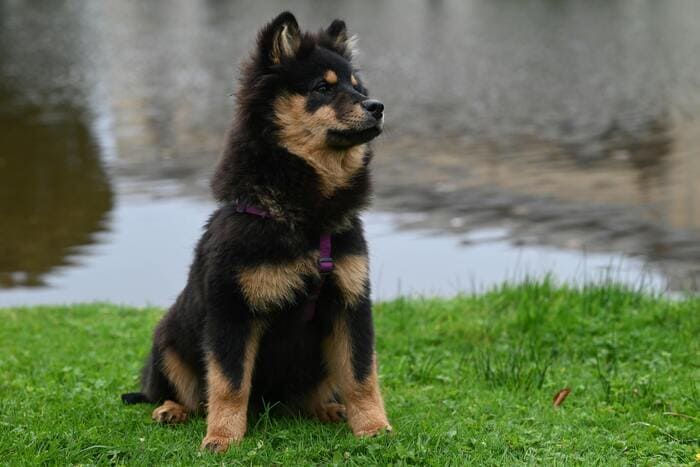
[258,12,301,65]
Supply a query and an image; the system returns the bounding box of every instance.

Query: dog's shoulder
[199,204,306,267]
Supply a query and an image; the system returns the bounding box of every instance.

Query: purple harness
[234,202,333,321]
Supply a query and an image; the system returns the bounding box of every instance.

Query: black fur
[123,11,386,443]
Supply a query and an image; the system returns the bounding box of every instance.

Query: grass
[1,280,699,465]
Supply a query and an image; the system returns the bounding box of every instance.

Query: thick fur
[123,12,390,452]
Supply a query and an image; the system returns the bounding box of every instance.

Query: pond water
[2,0,699,305]
[0,194,666,307]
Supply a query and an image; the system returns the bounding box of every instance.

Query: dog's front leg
[201,318,261,453]
[323,299,391,437]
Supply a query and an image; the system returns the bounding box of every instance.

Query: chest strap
[318,233,334,274]
[233,202,332,321]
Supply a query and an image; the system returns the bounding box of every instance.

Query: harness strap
[233,202,332,321]
[234,203,272,218]
[318,233,334,274]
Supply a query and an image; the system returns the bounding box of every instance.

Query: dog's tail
[121,392,151,404]
[122,348,174,405]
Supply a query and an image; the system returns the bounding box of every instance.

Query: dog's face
[292,48,384,149]
[258,13,384,158]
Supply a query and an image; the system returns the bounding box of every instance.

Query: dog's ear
[325,19,357,59]
[258,11,301,64]
[326,19,348,46]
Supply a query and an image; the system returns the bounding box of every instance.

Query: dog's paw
[313,402,347,423]
[352,420,393,437]
[200,435,239,453]
[151,400,188,424]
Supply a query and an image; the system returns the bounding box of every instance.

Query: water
[2,0,699,304]
[0,196,666,307]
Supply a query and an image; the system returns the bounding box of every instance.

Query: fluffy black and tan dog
[121,12,391,452]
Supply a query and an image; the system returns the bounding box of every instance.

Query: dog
[121,11,391,453]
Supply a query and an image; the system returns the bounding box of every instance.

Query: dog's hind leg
[139,346,175,405]
[160,348,201,412]
[152,399,189,424]
[136,341,201,424]
[147,348,201,424]
[303,378,347,423]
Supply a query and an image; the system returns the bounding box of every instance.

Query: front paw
[353,421,393,437]
[200,434,240,453]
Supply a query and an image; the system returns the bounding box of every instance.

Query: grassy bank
[1,281,699,465]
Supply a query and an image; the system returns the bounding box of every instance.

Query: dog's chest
[236,249,368,312]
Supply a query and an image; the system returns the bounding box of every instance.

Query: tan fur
[333,254,369,307]
[304,378,346,423]
[271,23,300,64]
[337,102,371,129]
[324,70,338,84]
[162,349,200,411]
[312,402,347,423]
[351,74,358,87]
[322,320,391,437]
[201,325,261,452]
[343,358,389,436]
[152,399,189,424]
[237,255,318,311]
[274,94,367,197]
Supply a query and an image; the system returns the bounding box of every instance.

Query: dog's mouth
[326,120,383,149]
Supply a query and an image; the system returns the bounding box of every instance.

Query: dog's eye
[313,81,331,94]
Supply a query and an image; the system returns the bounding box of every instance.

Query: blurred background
[2,0,700,306]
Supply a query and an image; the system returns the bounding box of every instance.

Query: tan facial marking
[333,254,369,307]
[162,349,200,411]
[323,320,391,437]
[351,74,358,87]
[274,95,367,197]
[324,70,338,84]
[201,327,261,452]
[237,256,318,311]
[341,100,370,123]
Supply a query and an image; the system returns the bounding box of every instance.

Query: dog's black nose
[361,99,384,119]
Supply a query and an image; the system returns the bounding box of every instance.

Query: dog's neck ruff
[233,201,333,320]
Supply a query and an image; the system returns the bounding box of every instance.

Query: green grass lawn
[1,281,699,465]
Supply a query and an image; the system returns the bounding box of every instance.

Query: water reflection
[0,92,113,287]
[5,0,699,184]
[0,201,667,307]
[2,0,700,300]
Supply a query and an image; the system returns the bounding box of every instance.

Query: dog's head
[254,12,383,155]
[214,12,381,201]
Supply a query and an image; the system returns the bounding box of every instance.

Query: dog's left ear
[326,19,357,59]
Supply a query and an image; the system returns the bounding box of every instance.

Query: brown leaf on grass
[552,388,571,408]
